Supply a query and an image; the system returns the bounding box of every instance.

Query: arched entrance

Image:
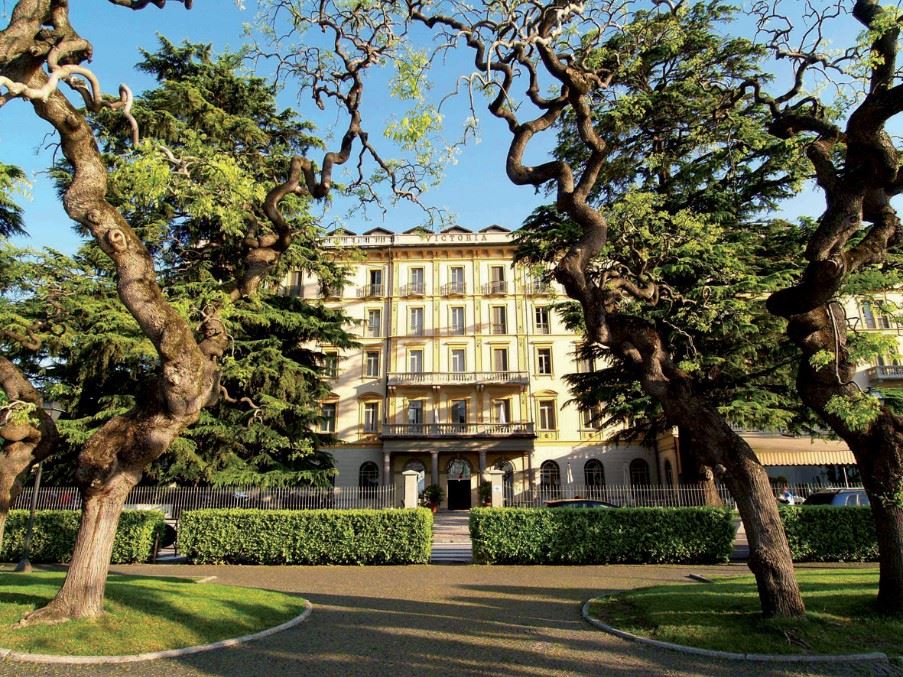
[447,458,472,510]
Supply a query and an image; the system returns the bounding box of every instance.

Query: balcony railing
[358,284,384,297]
[382,422,535,438]
[442,282,467,296]
[525,281,553,295]
[387,371,529,386]
[867,365,903,380]
[401,283,426,296]
[489,322,508,335]
[483,281,508,295]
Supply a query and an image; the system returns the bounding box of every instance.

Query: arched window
[404,460,426,494]
[664,460,675,487]
[447,458,472,480]
[584,459,605,487]
[629,459,651,486]
[359,461,379,489]
[540,460,561,498]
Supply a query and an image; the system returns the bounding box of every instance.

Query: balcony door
[407,400,424,433]
[450,400,467,433]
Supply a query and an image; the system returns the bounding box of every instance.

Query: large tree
[0,0,409,622]
[407,0,807,617]
[747,0,903,614]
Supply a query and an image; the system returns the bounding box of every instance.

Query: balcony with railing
[442,282,467,296]
[525,281,553,295]
[382,422,535,438]
[357,284,384,298]
[387,370,529,386]
[400,283,426,297]
[867,365,903,381]
[483,281,508,295]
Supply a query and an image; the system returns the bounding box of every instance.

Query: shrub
[781,506,877,562]
[0,510,165,564]
[470,507,734,564]
[177,508,433,565]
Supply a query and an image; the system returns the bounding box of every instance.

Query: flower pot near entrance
[423,483,444,512]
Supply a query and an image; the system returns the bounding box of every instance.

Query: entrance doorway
[446,458,472,510]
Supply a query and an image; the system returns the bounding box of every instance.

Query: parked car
[802,489,870,507]
[544,499,619,509]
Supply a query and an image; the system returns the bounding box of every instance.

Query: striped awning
[740,434,856,466]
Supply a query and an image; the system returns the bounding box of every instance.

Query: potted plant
[423,483,444,512]
[479,481,493,507]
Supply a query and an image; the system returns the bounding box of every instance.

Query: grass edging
[581,598,886,664]
[0,601,312,664]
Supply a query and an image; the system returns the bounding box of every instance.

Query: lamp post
[15,401,63,574]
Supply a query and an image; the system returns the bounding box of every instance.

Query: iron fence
[10,485,398,520]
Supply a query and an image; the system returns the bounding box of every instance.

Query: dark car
[544,498,619,509]
[802,489,870,507]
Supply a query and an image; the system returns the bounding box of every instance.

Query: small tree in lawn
[407,0,807,617]
[0,0,416,623]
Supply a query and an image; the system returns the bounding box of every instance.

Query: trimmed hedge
[0,510,165,564]
[470,507,734,564]
[781,506,878,562]
[177,508,433,565]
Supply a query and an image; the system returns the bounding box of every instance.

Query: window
[366,309,382,337]
[409,307,424,336]
[409,349,423,373]
[492,347,509,372]
[534,307,550,334]
[536,347,552,375]
[491,306,507,334]
[407,400,424,426]
[492,399,511,424]
[409,267,425,294]
[365,351,380,377]
[321,280,343,298]
[320,402,337,433]
[489,265,506,293]
[540,460,561,497]
[363,402,379,433]
[359,461,379,488]
[630,459,651,486]
[323,352,338,378]
[584,459,605,487]
[368,269,383,296]
[450,348,466,373]
[287,271,303,297]
[450,400,467,429]
[449,306,465,335]
[581,406,602,430]
[449,266,465,294]
[576,356,594,374]
[538,400,557,430]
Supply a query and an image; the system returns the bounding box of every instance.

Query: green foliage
[0,162,28,238]
[177,508,433,564]
[469,507,734,564]
[824,392,882,433]
[780,507,878,562]
[0,510,164,564]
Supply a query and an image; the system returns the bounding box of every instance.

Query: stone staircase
[430,511,473,564]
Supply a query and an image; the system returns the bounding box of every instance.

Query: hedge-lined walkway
[0,562,889,677]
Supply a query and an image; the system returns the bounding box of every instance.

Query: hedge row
[0,510,165,564]
[177,508,433,564]
[782,506,877,562]
[469,507,734,564]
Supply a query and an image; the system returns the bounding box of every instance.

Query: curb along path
[430,510,473,564]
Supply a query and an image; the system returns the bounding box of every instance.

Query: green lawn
[589,568,903,656]
[0,572,308,655]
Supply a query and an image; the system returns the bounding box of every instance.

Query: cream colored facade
[285,226,659,508]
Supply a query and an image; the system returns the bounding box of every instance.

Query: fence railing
[502,483,863,508]
[10,485,398,520]
[383,422,535,438]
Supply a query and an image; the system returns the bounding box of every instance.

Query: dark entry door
[447,480,471,510]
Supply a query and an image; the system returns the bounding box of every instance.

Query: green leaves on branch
[825,392,882,433]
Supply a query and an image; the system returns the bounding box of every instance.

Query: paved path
[430,510,473,563]
[1,562,896,677]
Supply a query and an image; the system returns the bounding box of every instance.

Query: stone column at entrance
[402,470,419,509]
[431,450,439,485]
[479,450,487,482]
[383,451,392,486]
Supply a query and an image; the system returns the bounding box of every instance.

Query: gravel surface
[0,562,898,677]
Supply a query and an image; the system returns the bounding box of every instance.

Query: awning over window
[740,434,856,466]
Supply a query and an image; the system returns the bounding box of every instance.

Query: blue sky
[2,1,823,255]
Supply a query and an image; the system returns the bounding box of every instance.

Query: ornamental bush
[469,507,734,564]
[0,510,164,564]
[781,506,877,562]
[177,508,433,564]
